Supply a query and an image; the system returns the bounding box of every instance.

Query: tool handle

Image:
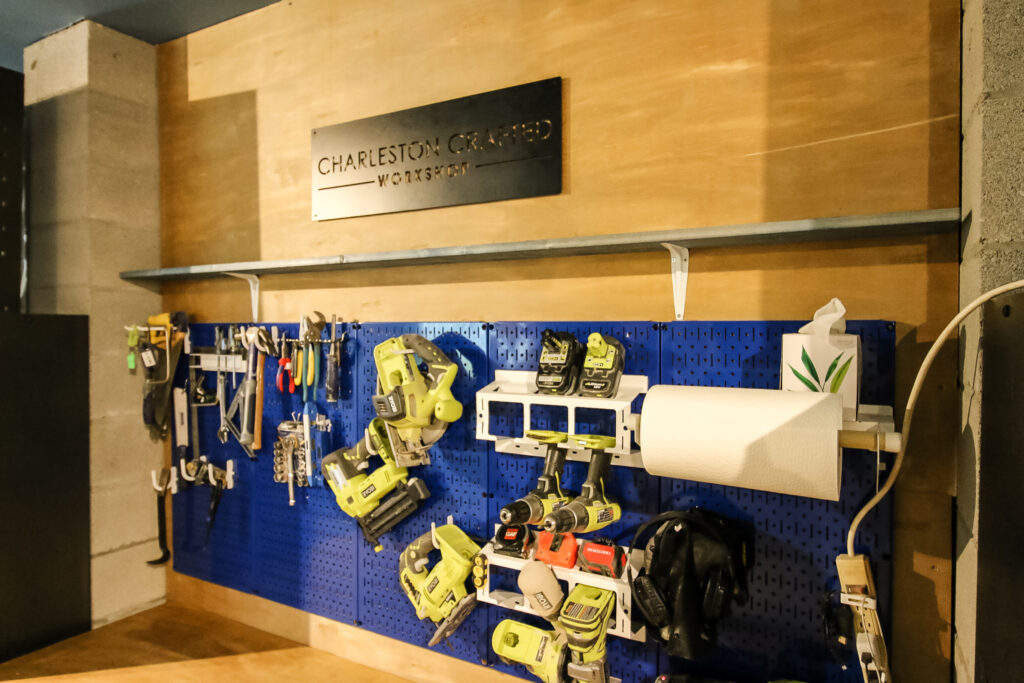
[313,344,320,387]
[326,341,339,403]
[253,353,265,450]
[238,378,257,445]
[147,486,171,566]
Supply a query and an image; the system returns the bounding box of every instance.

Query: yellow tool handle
[306,345,315,386]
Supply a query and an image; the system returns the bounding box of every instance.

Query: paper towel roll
[640,385,844,500]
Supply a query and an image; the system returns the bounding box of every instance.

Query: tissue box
[781,332,860,420]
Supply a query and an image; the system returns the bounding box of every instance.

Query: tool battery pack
[579,333,625,398]
[535,330,585,395]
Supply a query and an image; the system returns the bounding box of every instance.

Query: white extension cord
[846,277,1024,555]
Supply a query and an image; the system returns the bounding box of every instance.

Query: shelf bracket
[225,272,260,322]
[662,243,689,321]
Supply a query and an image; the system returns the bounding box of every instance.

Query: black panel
[312,78,562,220]
[0,67,22,313]
[0,314,90,662]
[975,295,1024,683]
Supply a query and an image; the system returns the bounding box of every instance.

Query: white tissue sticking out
[798,297,847,336]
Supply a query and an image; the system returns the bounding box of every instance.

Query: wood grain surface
[155,0,960,679]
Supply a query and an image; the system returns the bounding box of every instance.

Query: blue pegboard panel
[172,322,360,622]
[486,322,663,683]
[351,323,492,666]
[246,322,360,622]
[170,319,894,683]
[171,323,257,593]
[657,321,894,683]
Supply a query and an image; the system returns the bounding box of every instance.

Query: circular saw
[371,334,462,467]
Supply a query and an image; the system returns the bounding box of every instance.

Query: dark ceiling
[0,0,279,73]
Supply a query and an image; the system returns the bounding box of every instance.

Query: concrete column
[958,0,1023,680]
[24,21,164,626]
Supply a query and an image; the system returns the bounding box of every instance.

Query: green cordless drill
[542,434,621,535]
[500,430,575,526]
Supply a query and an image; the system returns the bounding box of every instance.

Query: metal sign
[311,78,562,221]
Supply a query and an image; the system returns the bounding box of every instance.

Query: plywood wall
[157,1,960,679]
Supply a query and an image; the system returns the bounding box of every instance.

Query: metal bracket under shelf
[476,370,648,467]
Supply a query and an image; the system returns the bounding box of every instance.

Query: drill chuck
[500,499,534,525]
[543,504,580,533]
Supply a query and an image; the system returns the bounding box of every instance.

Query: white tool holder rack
[191,351,247,374]
[475,370,648,468]
[476,539,646,642]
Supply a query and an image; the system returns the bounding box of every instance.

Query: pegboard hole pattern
[172,321,893,683]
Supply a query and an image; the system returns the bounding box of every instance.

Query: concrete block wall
[958,0,1024,680]
[24,21,164,627]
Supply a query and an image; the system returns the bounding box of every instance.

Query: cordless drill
[542,434,621,535]
[500,430,574,526]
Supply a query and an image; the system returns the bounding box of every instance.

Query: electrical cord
[846,278,1024,555]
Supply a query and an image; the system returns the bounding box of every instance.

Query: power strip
[836,553,891,683]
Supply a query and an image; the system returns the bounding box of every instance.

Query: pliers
[277,340,295,393]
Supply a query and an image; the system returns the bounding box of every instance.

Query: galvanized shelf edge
[120,208,959,282]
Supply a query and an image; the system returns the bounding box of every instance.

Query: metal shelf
[120,208,959,284]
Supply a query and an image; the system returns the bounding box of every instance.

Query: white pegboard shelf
[475,370,647,468]
[476,539,646,643]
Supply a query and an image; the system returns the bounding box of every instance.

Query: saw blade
[428,593,477,647]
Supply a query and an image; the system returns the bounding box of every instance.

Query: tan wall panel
[157,1,959,679]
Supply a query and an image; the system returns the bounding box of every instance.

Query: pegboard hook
[661,243,689,321]
[225,272,260,323]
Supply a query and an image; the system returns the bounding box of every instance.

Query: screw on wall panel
[1002,305,1011,317]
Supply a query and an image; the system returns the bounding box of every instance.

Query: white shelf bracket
[225,272,260,323]
[662,243,689,321]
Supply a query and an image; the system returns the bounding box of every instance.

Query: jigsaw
[399,522,481,646]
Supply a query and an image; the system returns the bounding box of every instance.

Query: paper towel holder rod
[837,429,901,453]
